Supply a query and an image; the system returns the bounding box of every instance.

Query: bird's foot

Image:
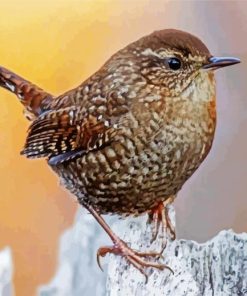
[97,238,173,283]
[84,204,173,282]
[148,197,176,244]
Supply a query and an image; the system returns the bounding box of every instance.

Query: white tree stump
[107,206,247,296]
[39,207,247,296]
[0,248,14,296]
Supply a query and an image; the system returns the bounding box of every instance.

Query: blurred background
[0,0,246,294]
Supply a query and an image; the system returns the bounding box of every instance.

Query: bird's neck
[168,70,216,135]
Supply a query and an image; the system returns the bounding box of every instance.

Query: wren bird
[0,29,240,279]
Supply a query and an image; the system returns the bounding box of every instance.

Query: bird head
[118,29,240,98]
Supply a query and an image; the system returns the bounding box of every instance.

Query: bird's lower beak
[202,56,241,70]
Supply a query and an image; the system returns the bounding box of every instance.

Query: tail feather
[0,66,53,120]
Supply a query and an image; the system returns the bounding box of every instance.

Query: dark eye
[167,57,182,70]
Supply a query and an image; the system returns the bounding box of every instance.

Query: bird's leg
[84,204,173,282]
[148,196,176,244]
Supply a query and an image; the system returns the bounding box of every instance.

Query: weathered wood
[0,248,13,296]
[38,207,247,295]
[107,206,247,296]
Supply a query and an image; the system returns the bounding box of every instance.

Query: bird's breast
[51,73,216,215]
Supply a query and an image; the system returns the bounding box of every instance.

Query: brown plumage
[0,29,240,280]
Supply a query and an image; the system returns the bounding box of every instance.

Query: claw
[97,245,117,271]
[96,238,173,282]
[97,248,105,271]
[157,242,167,260]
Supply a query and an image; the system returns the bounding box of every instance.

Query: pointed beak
[202,56,241,70]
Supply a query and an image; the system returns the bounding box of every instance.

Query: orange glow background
[0,1,246,295]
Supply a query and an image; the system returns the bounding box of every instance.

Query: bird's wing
[21,107,118,165]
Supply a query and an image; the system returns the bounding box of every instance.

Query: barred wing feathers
[21,107,117,165]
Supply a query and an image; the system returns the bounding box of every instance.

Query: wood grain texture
[38,208,247,296]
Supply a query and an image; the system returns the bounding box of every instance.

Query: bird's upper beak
[202,56,241,70]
